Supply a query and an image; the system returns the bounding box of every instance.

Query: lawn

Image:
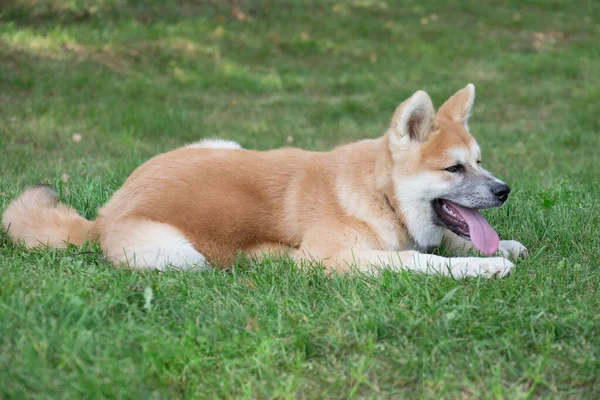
[1,0,599,398]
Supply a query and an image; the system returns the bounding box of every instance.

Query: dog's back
[95,146,331,263]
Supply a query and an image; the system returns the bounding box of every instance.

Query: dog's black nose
[491,183,511,203]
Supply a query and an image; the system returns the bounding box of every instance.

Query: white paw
[496,240,528,260]
[448,257,515,278]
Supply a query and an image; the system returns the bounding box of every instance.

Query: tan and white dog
[3,84,527,278]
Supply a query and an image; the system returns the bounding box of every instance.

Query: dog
[2,84,527,278]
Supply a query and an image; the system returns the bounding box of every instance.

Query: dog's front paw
[449,257,514,278]
[496,240,528,260]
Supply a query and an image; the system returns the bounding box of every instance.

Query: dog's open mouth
[433,199,499,255]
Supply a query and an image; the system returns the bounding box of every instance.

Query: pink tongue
[447,202,499,255]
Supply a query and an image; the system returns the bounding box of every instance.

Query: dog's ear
[389,90,435,145]
[438,83,475,131]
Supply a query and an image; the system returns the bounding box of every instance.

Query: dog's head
[387,84,509,254]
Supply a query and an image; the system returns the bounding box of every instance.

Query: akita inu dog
[3,84,527,278]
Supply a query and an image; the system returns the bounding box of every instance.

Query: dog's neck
[332,136,410,250]
[375,137,409,233]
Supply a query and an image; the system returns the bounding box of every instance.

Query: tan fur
[2,186,93,248]
[96,142,396,266]
[2,85,526,277]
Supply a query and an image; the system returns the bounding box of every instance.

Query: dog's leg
[442,230,475,255]
[100,219,210,270]
[244,243,513,278]
[332,249,514,278]
[443,230,528,259]
[244,242,324,266]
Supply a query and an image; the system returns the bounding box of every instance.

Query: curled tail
[2,185,96,249]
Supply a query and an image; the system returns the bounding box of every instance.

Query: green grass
[1,0,599,398]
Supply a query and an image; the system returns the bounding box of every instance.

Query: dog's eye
[444,164,464,173]
[477,160,482,165]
